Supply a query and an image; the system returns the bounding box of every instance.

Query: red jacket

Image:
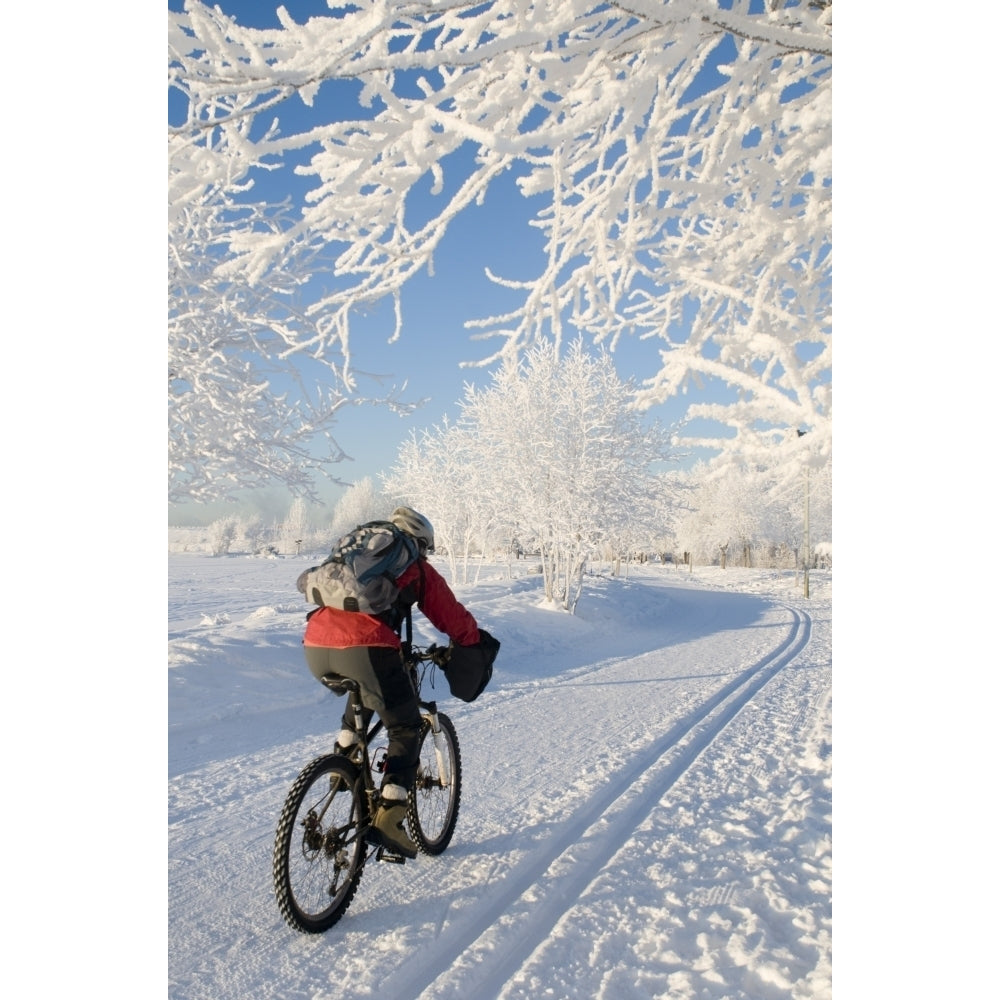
[303,557,480,650]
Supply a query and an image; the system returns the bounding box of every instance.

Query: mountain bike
[272,644,461,934]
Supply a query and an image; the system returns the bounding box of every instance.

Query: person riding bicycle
[299,506,499,859]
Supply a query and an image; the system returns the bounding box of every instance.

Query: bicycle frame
[326,651,454,846]
[274,644,463,931]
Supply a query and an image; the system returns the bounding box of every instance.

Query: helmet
[390,506,435,553]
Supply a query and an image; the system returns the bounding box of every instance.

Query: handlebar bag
[442,630,500,703]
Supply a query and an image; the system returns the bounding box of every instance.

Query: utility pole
[803,464,810,599]
[797,430,810,599]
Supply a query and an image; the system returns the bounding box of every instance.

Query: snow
[169,551,832,999]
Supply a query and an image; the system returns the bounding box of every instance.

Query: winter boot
[371,785,418,858]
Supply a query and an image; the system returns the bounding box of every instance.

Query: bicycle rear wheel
[408,712,462,855]
[273,756,366,933]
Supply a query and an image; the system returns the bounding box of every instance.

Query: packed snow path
[169,556,832,1000]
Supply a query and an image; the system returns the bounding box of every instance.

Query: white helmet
[391,506,435,553]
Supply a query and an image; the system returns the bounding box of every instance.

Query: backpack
[296,521,420,616]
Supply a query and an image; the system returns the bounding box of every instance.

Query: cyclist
[300,506,498,858]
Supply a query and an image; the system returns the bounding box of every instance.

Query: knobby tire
[273,755,366,933]
[408,712,462,855]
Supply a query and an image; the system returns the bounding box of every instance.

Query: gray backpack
[297,521,419,615]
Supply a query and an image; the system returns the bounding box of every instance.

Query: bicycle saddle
[319,673,360,696]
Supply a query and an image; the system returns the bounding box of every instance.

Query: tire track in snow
[376,605,812,1000]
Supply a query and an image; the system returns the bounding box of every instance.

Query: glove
[442,629,499,703]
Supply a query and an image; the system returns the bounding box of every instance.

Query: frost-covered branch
[170,0,832,492]
[168,194,416,503]
[386,340,672,609]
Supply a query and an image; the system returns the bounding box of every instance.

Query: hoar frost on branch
[168,188,421,503]
[170,0,831,495]
[673,457,831,567]
[169,19,419,504]
[385,340,672,611]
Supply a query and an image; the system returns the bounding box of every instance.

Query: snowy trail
[168,556,832,1000]
[375,607,812,1000]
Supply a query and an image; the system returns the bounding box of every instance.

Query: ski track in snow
[168,557,832,1000]
[373,609,812,1000]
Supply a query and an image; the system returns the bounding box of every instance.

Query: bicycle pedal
[376,846,407,864]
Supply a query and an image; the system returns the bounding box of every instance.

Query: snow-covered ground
[168,553,832,1000]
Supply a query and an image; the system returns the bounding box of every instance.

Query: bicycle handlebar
[408,643,452,667]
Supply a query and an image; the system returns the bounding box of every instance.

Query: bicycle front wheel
[273,756,366,933]
[408,712,462,855]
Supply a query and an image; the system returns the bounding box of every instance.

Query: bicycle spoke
[407,713,462,855]
[273,757,366,933]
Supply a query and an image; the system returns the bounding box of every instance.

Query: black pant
[304,644,422,790]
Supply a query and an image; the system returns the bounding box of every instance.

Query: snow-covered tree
[237,513,267,555]
[168,26,416,505]
[170,194,348,503]
[460,339,671,610]
[763,448,831,567]
[278,496,310,554]
[385,339,671,607]
[674,462,764,566]
[207,513,239,556]
[643,469,697,565]
[382,420,485,582]
[327,477,389,541]
[168,0,832,496]
[676,442,831,568]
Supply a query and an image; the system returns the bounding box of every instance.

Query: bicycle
[272,643,461,934]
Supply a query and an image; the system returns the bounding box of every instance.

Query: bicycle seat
[320,673,360,696]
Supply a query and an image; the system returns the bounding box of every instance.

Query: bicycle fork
[422,706,452,789]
